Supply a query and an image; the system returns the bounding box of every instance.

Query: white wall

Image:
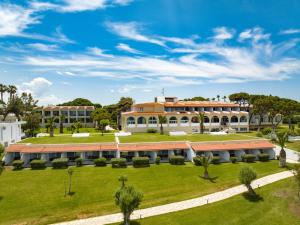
[0,121,25,147]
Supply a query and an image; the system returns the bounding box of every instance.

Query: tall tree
[73,121,82,133]
[216,95,220,101]
[222,96,227,102]
[67,167,74,195]
[252,97,272,131]
[47,117,56,137]
[91,108,111,129]
[183,96,208,101]
[116,97,133,129]
[239,166,257,196]
[22,112,41,137]
[99,119,109,136]
[158,115,167,134]
[7,85,17,100]
[198,112,205,134]
[276,131,288,167]
[0,84,7,103]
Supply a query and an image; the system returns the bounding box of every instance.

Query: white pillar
[150,151,157,161]
[235,150,245,161]
[116,150,120,158]
[99,151,103,158]
[3,152,14,165]
[61,152,67,158]
[41,153,49,161]
[134,151,139,157]
[251,149,261,159]
[80,152,86,159]
[220,151,230,162]
[168,150,174,158]
[186,148,195,161]
[21,153,30,166]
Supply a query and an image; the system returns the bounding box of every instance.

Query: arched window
[231,116,238,123]
[180,116,189,123]
[240,116,247,123]
[148,117,157,124]
[169,116,177,124]
[127,117,135,125]
[204,116,210,123]
[191,116,199,123]
[137,117,146,124]
[221,116,229,125]
[211,116,220,123]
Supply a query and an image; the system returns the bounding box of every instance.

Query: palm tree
[0,84,7,103]
[74,121,82,133]
[7,85,17,100]
[200,154,212,179]
[158,115,167,135]
[198,112,205,134]
[67,167,74,195]
[216,95,220,101]
[59,115,65,134]
[211,98,216,101]
[47,117,56,137]
[222,96,227,102]
[119,175,128,188]
[277,131,288,167]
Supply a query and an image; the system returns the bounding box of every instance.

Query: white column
[3,152,14,165]
[168,150,174,158]
[150,151,157,161]
[134,151,139,157]
[186,147,195,161]
[61,152,67,158]
[220,151,230,162]
[21,153,30,166]
[235,150,245,161]
[99,151,103,158]
[41,153,49,161]
[116,150,120,158]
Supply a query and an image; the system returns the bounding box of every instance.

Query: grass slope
[0,161,285,225]
[286,141,300,152]
[127,178,300,225]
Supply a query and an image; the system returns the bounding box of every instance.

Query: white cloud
[160,36,199,47]
[113,0,134,6]
[213,27,235,40]
[27,43,59,51]
[238,27,270,43]
[87,47,114,57]
[160,76,202,85]
[116,43,141,54]
[279,29,300,35]
[105,21,165,46]
[60,0,107,12]
[37,94,64,106]
[18,77,53,97]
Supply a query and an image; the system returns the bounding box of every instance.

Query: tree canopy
[58,98,101,108]
[183,96,208,101]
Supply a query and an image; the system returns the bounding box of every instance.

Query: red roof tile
[119,142,189,152]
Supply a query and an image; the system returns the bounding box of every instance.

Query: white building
[0,120,26,147]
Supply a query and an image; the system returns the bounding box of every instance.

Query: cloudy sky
[0,0,300,105]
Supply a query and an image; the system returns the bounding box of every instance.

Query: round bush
[169,155,185,165]
[75,158,83,167]
[193,156,202,166]
[256,132,263,137]
[155,156,161,165]
[242,154,256,163]
[258,153,270,162]
[111,158,127,168]
[52,158,69,169]
[94,157,107,167]
[147,128,157,133]
[30,159,46,169]
[230,156,238,163]
[212,156,221,164]
[133,157,150,168]
[12,160,24,170]
[261,127,272,135]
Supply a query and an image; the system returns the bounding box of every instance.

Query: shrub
[30,159,46,169]
[94,157,107,167]
[261,127,272,135]
[12,160,24,170]
[111,158,127,168]
[295,128,300,136]
[230,156,238,163]
[193,156,202,166]
[75,158,83,167]
[155,156,161,165]
[132,157,150,168]
[212,156,221,164]
[147,128,157,133]
[0,143,4,154]
[242,154,256,163]
[169,155,185,165]
[258,153,270,162]
[298,122,300,128]
[52,158,69,169]
[256,132,263,137]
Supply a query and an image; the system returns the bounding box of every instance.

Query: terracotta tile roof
[6,143,117,153]
[191,140,274,152]
[122,111,248,116]
[163,101,240,107]
[119,142,189,152]
[42,106,95,110]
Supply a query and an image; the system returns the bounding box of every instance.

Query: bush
[295,128,300,136]
[298,122,300,128]
[30,159,46,169]
[230,156,238,163]
[75,158,83,167]
[155,156,161,165]
[52,158,69,169]
[193,156,202,166]
[133,157,150,168]
[258,153,270,162]
[261,127,272,135]
[111,158,127,168]
[94,157,107,167]
[0,143,4,154]
[256,132,263,137]
[12,160,24,170]
[212,156,221,164]
[169,155,185,165]
[147,128,157,133]
[242,154,256,163]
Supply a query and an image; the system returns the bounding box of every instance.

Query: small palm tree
[217,95,220,101]
[200,154,212,179]
[239,166,257,196]
[74,121,82,133]
[119,175,128,188]
[67,167,74,195]
[277,131,288,167]
[198,112,205,134]
[223,96,227,102]
[47,117,56,137]
[59,115,65,134]
[7,85,17,100]
[158,115,167,135]
[0,84,7,103]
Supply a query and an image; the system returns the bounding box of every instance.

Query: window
[78,111,85,116]
[204,116,210,123]
[240,116,247,123]
[191,116,199,123]
[127,117,135,125]
[44,111,51,116]
[137,107,143,112]
[231,116,238,123]
[148,117,157,124]
[69,111,76,117]
[240,127,248,132]
[137,117,146,124]
[180,116,189,123]
[86,111,92,116]
[169,117,177,124]
[211,116,219,123]
[53,111,59,116]
[221,116,229,125]
[61,111,68,116]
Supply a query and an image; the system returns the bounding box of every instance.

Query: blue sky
[0,0,300,105]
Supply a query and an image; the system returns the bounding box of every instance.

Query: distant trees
[183,96,208,101]
[22,112,41,137]
[99,119,109,136]
[58,98,100,107]
[239,166,257,196]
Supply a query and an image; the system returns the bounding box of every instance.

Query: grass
[39,127,101,134]
[20,133,115,144]
[286,141,300,152]
[0,161,285,225]
[119,132,261,143]
[126,178,300,225]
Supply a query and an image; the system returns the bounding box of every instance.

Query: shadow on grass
[0,196,3,202]
[199,176,219,183]
[242,192,264,202]
[118,221,141,225]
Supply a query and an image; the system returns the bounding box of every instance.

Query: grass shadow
[0,196,3,202]
[242,192,264,202]
[68,191,76,196]
[118,221,141,225]
[199,175,219,183]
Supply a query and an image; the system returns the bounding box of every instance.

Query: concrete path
[53,170,294,225]
[274,145,300,163]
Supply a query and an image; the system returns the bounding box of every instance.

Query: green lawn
[20,133,115,144]
[0,161,285,225]
[127,178,300,225]
[286,141,300,152]
[39,127,101,134]
[119,133,261,143]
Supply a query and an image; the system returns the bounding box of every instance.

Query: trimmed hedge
[230,156,238,163]
[261,127,272,135]
[212,156,221,164]
[132,157,150,168]
[155,156,161,165]
[94,157,107,167]
[147,128,157,133]
[52,158,69,169]
[12,160,24,170]
[258,153,270,162]
[75,158,83,167]
[242,154,256,163]
[30,159,46,169]
[193,156,202,166]
[169,155,185,165]
[111,158,127,168]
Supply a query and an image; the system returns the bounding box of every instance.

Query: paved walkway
[274,145,300,163]
[54,170,294,225]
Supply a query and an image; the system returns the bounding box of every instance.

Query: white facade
[0,121,25,147]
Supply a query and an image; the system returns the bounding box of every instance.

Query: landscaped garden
[123,178,299,225]
[0,161,286,225]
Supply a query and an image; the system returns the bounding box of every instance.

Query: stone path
[53,170,294,225]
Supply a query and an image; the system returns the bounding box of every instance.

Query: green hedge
[261,127,272,135]
[52,158,69,169]
[111,158,127,168]
[258,153,270,162]
[94,157,107,167]
[132,157,150,168]
[169,155,185,165]
[30,159,46,169]
[242,154,256,163]
[230,156,238,163]
[256,132,263,137]
[212,156,221,164]
[147,128,157,133]
[12,160,24,170]
[75,158,83,167]
[193,156,202,166]
[155,156,161,165]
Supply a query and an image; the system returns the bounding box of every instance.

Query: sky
[0,0,300,106]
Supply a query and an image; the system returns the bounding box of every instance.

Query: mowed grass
[39,127,102,134]
[20,133,115,144]
[0,161,285,225]
[286,141,300,152]
[127,178,300,225]
[119,133,260,143]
